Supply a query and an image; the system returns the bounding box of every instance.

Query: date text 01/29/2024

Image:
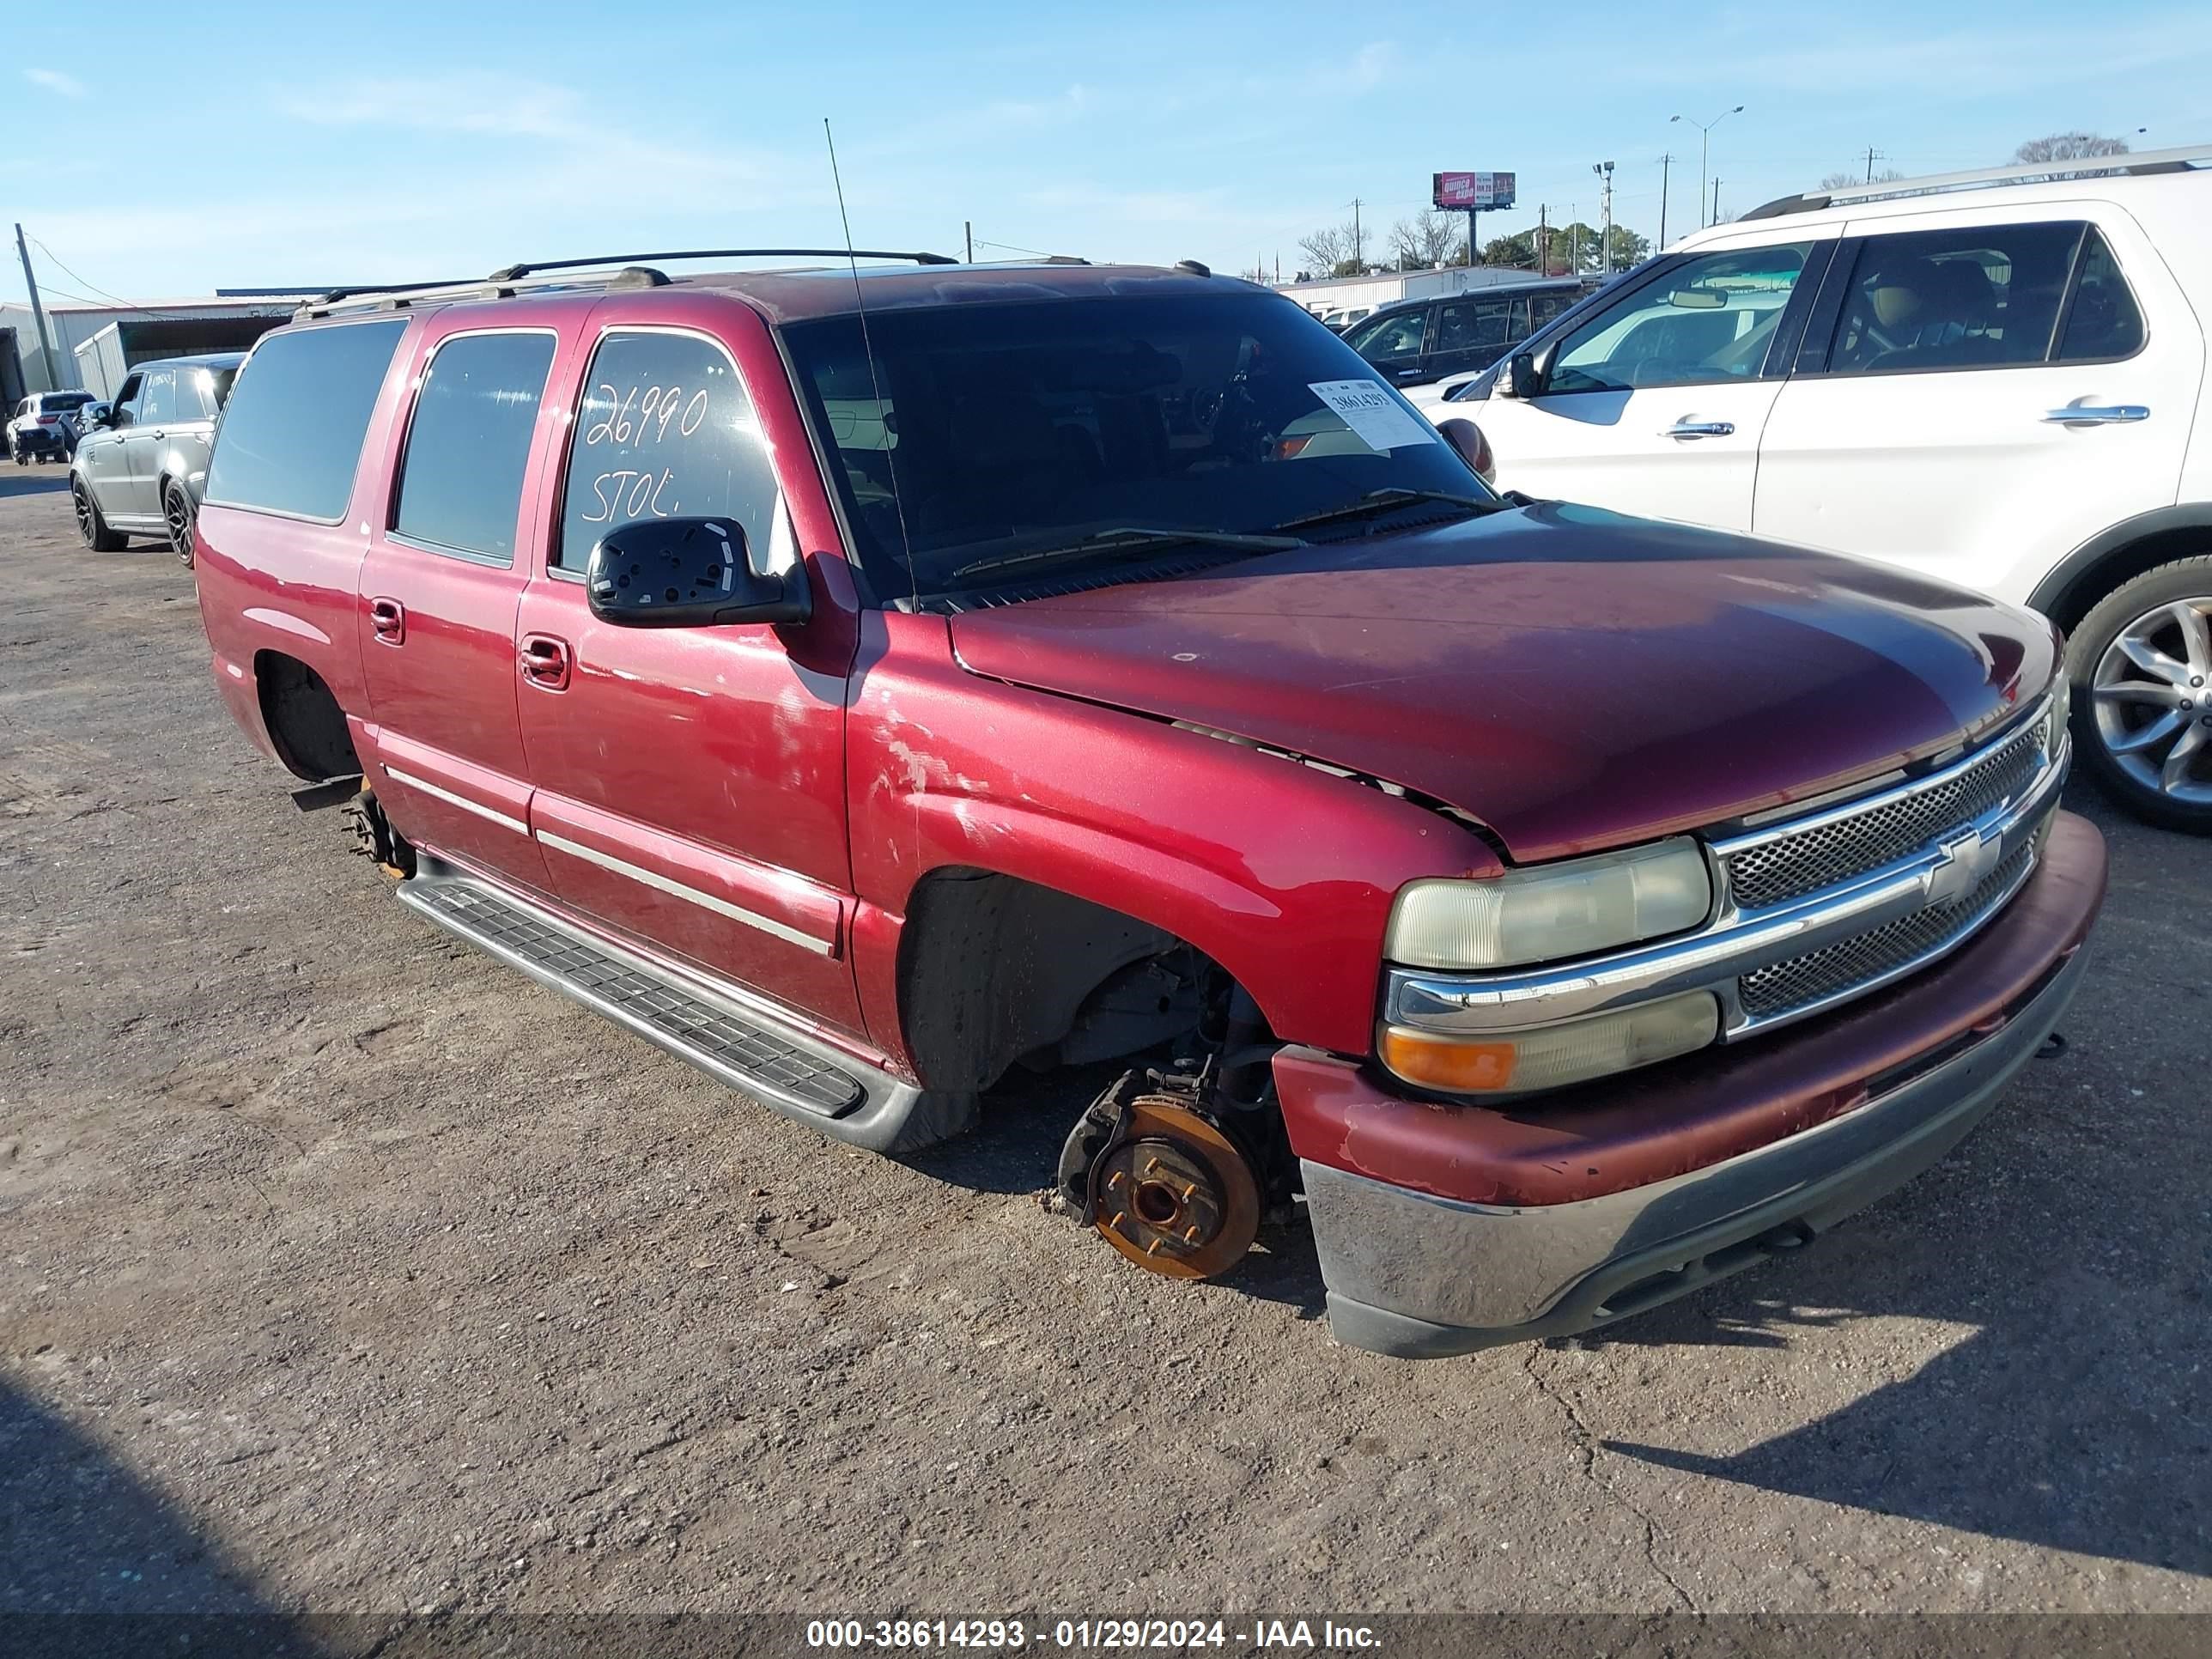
[804,1620,1383,1650]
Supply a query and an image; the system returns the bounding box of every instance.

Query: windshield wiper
[1267,486,1500,534]
[949,526,1304,581]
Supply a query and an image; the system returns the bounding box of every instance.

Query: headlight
[1381,991,1719,1097]
[1386,837,1712,972]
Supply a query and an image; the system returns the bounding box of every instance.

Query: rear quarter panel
[193,319,422,763]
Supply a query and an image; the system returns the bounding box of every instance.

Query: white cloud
[24,68,87,99]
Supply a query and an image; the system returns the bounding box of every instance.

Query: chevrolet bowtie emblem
[1924,825,2000,907]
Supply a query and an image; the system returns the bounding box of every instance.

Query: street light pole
[1670,106,1743,228]
[1593,160,1615,275]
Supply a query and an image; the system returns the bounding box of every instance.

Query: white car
[1445,146,2212,832]
[7,389,95,465]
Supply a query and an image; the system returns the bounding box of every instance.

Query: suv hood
[946,503,2055,864]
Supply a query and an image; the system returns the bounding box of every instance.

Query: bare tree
[1820,168,1905,191]
[1389,210,1463,270]
[1297,222,1358,278]
[2013,131,2130,163]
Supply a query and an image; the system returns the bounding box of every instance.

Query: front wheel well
[895,867,1263,1095]
[252,651,358,782]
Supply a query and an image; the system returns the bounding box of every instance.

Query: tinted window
[394,331,556,562]
[173,368,212,422]
[1550,245,1810,392]
[1829,222,2081,374]
[784,293,1498,599]
[113,375,143,425]
[205,320,406,520]
[558,331,778,573]
[139,370,175,425]
[1342,308,1428,362]
[1435,297,1515,355]
[2057,229,2144,362]
[44,392,91,411]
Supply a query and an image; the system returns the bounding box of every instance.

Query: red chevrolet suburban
[188,252,2106,1358]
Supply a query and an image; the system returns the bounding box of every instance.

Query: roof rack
[486,246,957,281]
[297,246,961,319]
[1739,143,2212,223]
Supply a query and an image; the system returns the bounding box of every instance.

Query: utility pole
[963,221,974,263]
[1593,161,1616,276]
[1711,178,1723,225]
[1536,204,1548,274]
[13,223,59,392]
[1348,198,1364,271]
[1863,146,1886,183]
[1658,153,1674,248]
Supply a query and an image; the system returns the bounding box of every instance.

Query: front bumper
[1278,810,2107,1358]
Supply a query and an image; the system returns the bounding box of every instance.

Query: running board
[397,866,976,1153]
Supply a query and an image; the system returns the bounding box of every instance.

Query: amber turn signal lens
[1380,1029,1519,1092]
[1381,991,1720,1097]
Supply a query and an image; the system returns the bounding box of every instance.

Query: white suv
[1446,147,2212,833]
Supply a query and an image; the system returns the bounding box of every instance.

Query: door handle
[1663,419,1735,439]
[368,597,405,643]
[2043,404,2149,426]
[520,633,571,690]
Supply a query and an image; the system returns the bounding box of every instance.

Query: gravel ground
[3,469,2209,1640]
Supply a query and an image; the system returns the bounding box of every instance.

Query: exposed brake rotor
[1087,1096,1261,1280]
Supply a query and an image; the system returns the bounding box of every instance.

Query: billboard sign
[1432,171,1516,210]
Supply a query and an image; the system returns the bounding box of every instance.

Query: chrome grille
[1738,843,2034,1020]
[1725,719,2045,912]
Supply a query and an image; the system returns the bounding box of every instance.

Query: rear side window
[556,330,780,573]
[205,320,407,521]
[173,368,212,422]
[1827,222,2087,374]
[139,370,175,425]
[392,331,556,563]
[2057,230,2144,362]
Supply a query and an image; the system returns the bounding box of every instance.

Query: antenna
[824,118,917,601]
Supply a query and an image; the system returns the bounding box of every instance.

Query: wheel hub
[1086,1096,1260,1280]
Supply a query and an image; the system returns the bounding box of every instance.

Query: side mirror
[1505,349,1546,399]
[82,403,111,429]
[586,517,811,629]
[1436,417,1497,487]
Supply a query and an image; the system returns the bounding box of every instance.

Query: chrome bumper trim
[1317,943,2087,1356]
[1387,724,2066,1042]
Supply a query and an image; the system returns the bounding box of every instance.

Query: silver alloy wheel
[2092,596,2212,804]
[165,487,195,563]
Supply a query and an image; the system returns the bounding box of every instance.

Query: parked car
[69,352,245,563]
[7,389,94,464]
[1443,146,2212,833]
[1339,278,1584,393]
[192,252,2103,1358]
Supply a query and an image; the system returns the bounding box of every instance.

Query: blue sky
[3,0,2204,303]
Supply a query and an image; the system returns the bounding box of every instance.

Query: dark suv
[70,352,245,562]
[1340,278,1584,391]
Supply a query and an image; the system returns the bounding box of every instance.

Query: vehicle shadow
[0,469,72,500]
[0,1379,321,1655]
[1570,1019,2211,1579]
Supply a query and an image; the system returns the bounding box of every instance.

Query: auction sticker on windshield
[1307,380,1439,453]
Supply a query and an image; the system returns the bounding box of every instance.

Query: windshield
[782,292,1493,599]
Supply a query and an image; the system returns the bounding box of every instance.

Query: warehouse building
[0,294,309,402]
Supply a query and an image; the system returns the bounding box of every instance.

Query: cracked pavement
[3,471,2209,1630]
